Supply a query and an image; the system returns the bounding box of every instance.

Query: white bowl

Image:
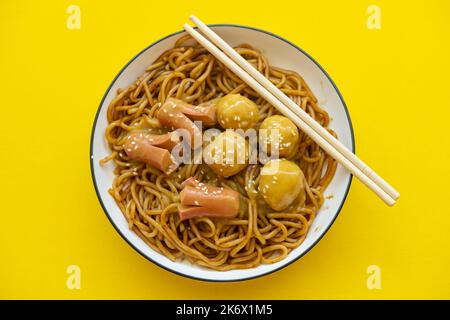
[90,25,354,282]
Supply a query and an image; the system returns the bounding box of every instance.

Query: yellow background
[1,0,449,299]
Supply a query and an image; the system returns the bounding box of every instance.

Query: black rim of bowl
[90,24,355,282]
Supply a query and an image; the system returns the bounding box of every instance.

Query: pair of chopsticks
[184,15,400,206]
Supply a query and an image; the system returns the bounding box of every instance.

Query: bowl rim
[90,24,355,282]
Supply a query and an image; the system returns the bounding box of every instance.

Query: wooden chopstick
[183,22,398,206]
[189,15,399,202]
